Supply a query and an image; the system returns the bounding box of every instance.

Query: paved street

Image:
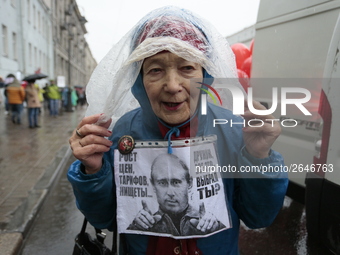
[0,105,86,255]
[20,154,113,255]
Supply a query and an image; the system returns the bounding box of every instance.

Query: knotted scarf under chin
[157,112,198,154]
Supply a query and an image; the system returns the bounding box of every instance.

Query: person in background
[78,89,86,107]
[34,83,45,114]
[4,74,25,124]
[46,80,60,117]
[26,80,41,128]
[0,76,5,110]
[43,83,50,111]
[71,87,78,110]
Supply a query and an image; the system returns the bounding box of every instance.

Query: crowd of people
[0,74,86,128]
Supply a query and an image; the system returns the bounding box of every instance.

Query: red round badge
[118,135,135,154]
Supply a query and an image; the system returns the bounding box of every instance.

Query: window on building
[29,43,32,65]
[46,26,50,44]
[33,5,36,29]
[47,25,50,44]
[54,1,58,16]
[44,54,46,70]
[34,47,37,68]
[42,17,45,37]
[59,56,63,75]
[47,56,49,73]
[27,0,31,23]
[38,11,41,33]
[43,53,45,70]
[39,50,41,67]
[12,32,17,60]
[2,25,8,57]
[62,57,65,75]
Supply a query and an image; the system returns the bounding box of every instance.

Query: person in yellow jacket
[46,81,60,117]
[4,74,25,124]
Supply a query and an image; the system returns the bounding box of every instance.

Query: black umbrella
[23,73,48,82]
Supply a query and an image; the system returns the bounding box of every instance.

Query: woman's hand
[242,100,281,158]
[69,114,112,174]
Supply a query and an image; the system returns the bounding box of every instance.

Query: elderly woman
[68,6,288,255]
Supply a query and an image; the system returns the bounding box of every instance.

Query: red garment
[157,116,198,139]
[146,117,202,255]
[147,236,202,255]
[137,16,206,52]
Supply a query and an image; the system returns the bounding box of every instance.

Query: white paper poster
[114,137,231,239]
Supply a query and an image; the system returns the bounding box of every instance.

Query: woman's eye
[150,68,162,73]
[182,66,194,71]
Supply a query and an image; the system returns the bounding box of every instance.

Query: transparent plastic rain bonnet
[85,6,243,126]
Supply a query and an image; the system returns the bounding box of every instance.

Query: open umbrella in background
[23,73,48,82]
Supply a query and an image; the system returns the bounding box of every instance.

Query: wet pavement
[239,197,333,255]
[0,105,86,254]
[20,154,113,255]
[19,167,334,255]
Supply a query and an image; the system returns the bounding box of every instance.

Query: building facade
[0,0,96,87]
[0,0,53,80]
[51,0,95,87]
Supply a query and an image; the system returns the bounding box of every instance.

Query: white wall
[0,0,54,79]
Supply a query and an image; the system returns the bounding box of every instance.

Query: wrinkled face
[151,157,192,214]
[142,52,203,125]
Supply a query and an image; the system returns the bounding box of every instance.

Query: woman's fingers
[77,113,106,128]
[76,123,112,138]
[77,134,113,148]
[69,114,113,173]
[75,114,112,138]
[73,142,111,157]
[77,113,112,128]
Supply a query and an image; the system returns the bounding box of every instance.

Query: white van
[250,0,340,253]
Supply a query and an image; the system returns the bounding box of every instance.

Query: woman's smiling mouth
[163,102,183,111]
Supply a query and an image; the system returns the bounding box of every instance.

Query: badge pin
[118,135,135,154]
